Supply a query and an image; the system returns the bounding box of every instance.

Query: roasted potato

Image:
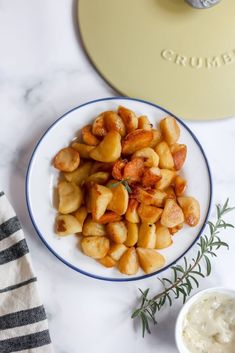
[81,236,110,259]
[87,172,110,184]
[92,114,107,137]
[138,115,152,130]
[109,243,127,261]
[53,147,80,172]
[91,161,114,174]
[165,186,177,200]
[174,175,187,197]
[137,248,165,274]
[106,221,127,244]
[118,106,138,133]
[96,211,121,224]
[112,159,127,180]
[107,181,129,215]
[56,214,82,236]
[138,223,156,248]
[132,186,166,207]
[170,144,187,171]
[142,167,161,188]
[133,147,159,168]
[178,196,200,227]
[82,216,106,236]
[155,141,174,170]
[90,183,113,220]
[123,158,145,183]
[138,204,163,223]
[124,222,138,247]
[90,131,122,162]
[169,223,184,235]
[103,111,126,137]
[156,169,176,190]
[99,255,116,268]
[118,247,139,275]
[122,129,153,155]
[71,142,95,159]
[64,162,92,185]
[58,181,83,214]
[160,116,180,145]
[82,125,100,146]
[161,199,184,228]
[149,129,162,148]
[155,223,172,249]
[125,199,140,223]
[73,206,87,228]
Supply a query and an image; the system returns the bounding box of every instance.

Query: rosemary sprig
[132,199,235,337]
[109,178,132,193]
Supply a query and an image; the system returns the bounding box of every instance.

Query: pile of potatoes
[53,106,200,275]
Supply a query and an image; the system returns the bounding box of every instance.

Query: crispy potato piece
[133,147,159,168]
[132,186,166,207]
[112,159,127,180]
[73,206,87,228]
[137,248,165,274]
[106,221,127,244]
[53,147,80,172]
[64,162,92,185]
[161,199,184,228]
[90,131,122,162]
[148,190,167,207]
[56,214,82,236]
[90,183,113,220]
[122,129,153,155]
[96,211,121,224]
[81,236,110,259]
[171,144,187,171]
[138,116,152,130]
[92,114,107,137]
[178,197,200,227]
[149,129,162,148]
[124,222,138,247]
[174,175,187,197]
[118,106,138,133]
[103,111,126,137]
[138,223,156,248]
[82,216,106,236]
[87,172,110,184]
[98,255,116,268]
[169,223,184,235]
[160,116,180,145]
[118,247,139,275]
[138,204,163,223]
[125,199,140,223]
[155,141,174,170]
[155,223,172,249]
[142,167,161,188]
[108,243,127,261]
[58,181,83,214]
[71,142,95,159]
[123,158,145,183]
[90,161,114,174]
[156,169,176,190]
[165,186,177,200]
[107,181,129,215]
[82,125,100,146]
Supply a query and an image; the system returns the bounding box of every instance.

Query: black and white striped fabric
[0,192,53,353]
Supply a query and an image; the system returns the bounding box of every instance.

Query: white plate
[26,97,212,281]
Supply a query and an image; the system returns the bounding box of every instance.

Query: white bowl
[175,287,235,353]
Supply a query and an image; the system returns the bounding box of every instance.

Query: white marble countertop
[1,1,235,352]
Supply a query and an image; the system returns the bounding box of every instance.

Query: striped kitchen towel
[0,191,53,353]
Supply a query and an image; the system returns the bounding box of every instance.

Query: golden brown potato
[108,243,127,261]
[138,115,152,130]
[174,175,187,197]
[90,131,122,163]
[73,206,88,228]
[178,196,200,227]
[170,144,187,171]
[87,172,110,184]
[107,181,129,215]
[125,199,140,223]
[56,214,82,236]
[138,204,163,223]
[58,181,83,214]
[112,159,127,180]
[156,169,176,190]
[81,236,110,259]
[122,129,153,155]
[142,167,161,188]
[133,147,159,168]
[160,116,180,145]
[118,247,139,275]
[53,147,80,172]
[64,162,92,185]
[169,223,184,235]
[161,199,184,228]
[138,223,156,248]
[124,222,138,247]
[82,216,106,236]
[71,142,95,159]
[123,158,145,183]
[117,106,138,133]
[132,186,166,207]
[155,223,172,249]
[137,248,165,274]
[165,186,177,200]
[106,221,127,244]
[90,161,114,174]
[96,211,121,224]
[149,129,162,148]
[103,111,126,137]
[92,114,107,137]
[98,255,116,268]
[82,125,100,146]
[155,141,174,170]
[90,183,113,220]
[148,190,167,207]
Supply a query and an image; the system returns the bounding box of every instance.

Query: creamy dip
[182,292,235,353]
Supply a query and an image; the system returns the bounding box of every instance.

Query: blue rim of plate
[25,97,213,282]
